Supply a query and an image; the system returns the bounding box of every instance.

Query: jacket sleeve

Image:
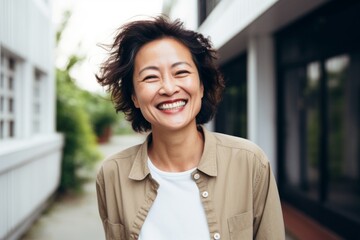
[96,167,110,239]
[253,158,285,239]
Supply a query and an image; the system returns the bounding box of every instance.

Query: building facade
[167,0,359,238]
[0,0,64,239]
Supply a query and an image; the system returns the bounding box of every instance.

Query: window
[325,55,359,216]
[198,0,222,25]
[33,69,44,134]
[216,53,247,137]
[282,62,321,201]
[0,50,16,140]
[277,1,360,238]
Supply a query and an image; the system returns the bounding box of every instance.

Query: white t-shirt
[139,158,210,240]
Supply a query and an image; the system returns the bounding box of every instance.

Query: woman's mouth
[157,100,187,110]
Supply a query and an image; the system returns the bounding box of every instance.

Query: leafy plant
[55,10,101,192]
[82,91,118,140]
[56,67,101,192]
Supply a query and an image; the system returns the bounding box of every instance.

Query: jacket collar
[128,125,218,181]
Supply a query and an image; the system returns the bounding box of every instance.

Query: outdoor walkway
[20,134,146,240]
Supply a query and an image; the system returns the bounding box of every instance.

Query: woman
[96,16,285,240]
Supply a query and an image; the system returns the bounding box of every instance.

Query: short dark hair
[96,16,224,132]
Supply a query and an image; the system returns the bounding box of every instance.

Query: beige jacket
[96,127,285,240]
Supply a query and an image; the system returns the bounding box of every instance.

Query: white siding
[0,136,62,239]
[0,0,29,59]
[0,0,63,239]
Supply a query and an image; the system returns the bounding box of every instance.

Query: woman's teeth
[158,101,186,110]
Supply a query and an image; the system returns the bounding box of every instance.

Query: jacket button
[193,173,200,180]
[202,191,209,198]
[213,232,221,239]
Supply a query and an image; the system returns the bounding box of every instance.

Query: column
[247,35,277,175]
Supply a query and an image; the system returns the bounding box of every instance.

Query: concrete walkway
[20,134,146,240]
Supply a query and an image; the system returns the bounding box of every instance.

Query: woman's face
[132,37,203,132]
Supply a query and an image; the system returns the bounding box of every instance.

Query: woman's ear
[132,94,140,108]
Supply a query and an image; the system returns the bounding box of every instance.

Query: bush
[56,68,101,192]
[82,91,118,141]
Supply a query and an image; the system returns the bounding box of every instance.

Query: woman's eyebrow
[171,61,192,68]
[138,66,160,76]
[138,61,192,76]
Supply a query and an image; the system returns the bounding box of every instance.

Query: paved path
[20,134,146,240]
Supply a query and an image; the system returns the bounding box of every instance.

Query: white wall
[0,135,63,240]
[0,0,63,239]
[0,0,55,138]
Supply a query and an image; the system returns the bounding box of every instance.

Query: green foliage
[82,91,118,138]
[56,67,101,192]
[54,9,133,193]
[55,10,101,193]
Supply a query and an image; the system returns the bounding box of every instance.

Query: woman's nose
[159,77,179,96]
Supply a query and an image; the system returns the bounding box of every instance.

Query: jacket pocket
[105,220,126,240]
[227,211,253,240]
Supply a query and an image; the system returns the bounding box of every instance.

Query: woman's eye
[143,75,158,81]
[175,70,190,77]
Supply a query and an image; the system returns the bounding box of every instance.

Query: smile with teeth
[157,100,186,110]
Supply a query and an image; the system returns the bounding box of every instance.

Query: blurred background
[0,0,359,239]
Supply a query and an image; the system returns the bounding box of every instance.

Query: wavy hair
[96,16,224,132]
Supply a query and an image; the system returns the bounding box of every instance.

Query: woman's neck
[148,124,204,172]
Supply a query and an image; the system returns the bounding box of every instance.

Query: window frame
[0,49,18,140]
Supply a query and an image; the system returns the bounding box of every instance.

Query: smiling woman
[95,16,285,240]
[96,16,223,133]
[131,38,204,133]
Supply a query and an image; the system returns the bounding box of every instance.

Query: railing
[0,133,63,240]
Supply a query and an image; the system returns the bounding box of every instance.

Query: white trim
[0,133,63,174]
[198,0,328,64]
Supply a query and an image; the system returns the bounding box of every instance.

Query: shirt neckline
[128,125,218,181]
[147,158,196,179]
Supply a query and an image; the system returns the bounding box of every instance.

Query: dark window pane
[8,58,15,70]
[304,62,321,199]
[216,53,247,137]
[9,98,13,113]
[284,67,304,188]
[0,96,3,112]
[326,54,360,222]
[0,120,3,139]
[283,62,321,201]
[198,0,222,25]
[0,73,3,88]
[9,120,14,137]
[9,76,13,90]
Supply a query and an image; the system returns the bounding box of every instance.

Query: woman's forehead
[134,38,195,70]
